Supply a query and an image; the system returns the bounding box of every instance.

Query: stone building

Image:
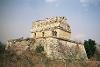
[6,16,88,61]
[31,16,71,40]
[31,16,88,60]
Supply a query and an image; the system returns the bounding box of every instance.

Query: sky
[0,0,100,43]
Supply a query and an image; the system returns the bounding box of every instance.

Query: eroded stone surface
[6,16,88,61]
[31,16,71,40]
[33,38,87,60]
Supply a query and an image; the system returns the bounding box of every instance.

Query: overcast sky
[0,0,100,43]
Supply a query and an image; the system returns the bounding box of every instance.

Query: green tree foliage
[36,44,44,53]
[84,39,96,58]
[0,42,5,59]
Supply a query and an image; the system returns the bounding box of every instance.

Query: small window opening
[52,31,57,36]
[42,32,44,37]
[34,33,36,37]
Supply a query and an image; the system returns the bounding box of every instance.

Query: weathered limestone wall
[31,16,71,40]
[55,29,71,40]
[6,16,88,62]
[36,32,43,38]
[32,17,67,32]
[6,37,88,61]
[6,38,35,55]
[44,31,52,37]
[26,16,88,60]
[31,29,70,40]
[33,38,88,60]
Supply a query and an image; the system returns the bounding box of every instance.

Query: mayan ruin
[1,0,100,66]
[6,16,88,61]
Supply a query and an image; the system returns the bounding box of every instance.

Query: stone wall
[55,29,71,40]
[31,16,71,40]
[6,37,87,61]
[6,16,88,61]
[33,37,88,60]
[6,38,35,55]
[30,16,88,61]
[31,29,70,40]
[32,16,68,32]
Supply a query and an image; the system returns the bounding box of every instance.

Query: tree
[0,41,5,62]
[0,42,5,55]
[84,39,96,58]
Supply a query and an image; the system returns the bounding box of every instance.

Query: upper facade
[31,16,71,40]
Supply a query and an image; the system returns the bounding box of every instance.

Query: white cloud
[44,0,61,7]
[76,34,85,39]
[80,0,100,6]
[45,0,58,3]
[71,33,86,42]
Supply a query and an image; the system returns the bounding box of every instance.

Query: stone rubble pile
[6,38,35,55]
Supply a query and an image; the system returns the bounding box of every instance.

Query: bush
[84,39,96,59]
[36,44,44,53]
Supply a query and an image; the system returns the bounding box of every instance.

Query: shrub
[36,44,44,53]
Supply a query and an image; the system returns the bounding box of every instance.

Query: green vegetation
[95,54,100,61]
[0,42,5,60]
[84,39,96,59]
[35,44,44,53]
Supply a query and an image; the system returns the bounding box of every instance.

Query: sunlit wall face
[0,0,100,43]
